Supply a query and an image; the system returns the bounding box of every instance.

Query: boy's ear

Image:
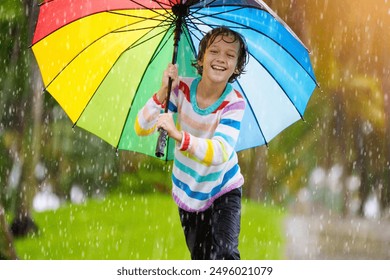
[234,68,239,74]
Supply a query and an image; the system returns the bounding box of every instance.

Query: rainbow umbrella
[32,0,317,160]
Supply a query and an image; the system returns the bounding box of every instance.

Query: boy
[135,27,248,259]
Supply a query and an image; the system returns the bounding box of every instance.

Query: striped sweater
[135,77,245,212]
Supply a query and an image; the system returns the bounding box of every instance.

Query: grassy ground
[14,193,285,260]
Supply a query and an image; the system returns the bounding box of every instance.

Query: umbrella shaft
[165,13,183,114]
[155,13,185,158]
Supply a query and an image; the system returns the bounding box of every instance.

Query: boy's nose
[216,55,225,63]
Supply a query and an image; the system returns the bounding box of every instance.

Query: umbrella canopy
[32,0,317,160]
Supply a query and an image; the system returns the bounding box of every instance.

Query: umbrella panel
[32,1,317,159]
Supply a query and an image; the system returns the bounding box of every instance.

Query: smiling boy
[135,27,248,259]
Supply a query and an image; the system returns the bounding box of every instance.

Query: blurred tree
[265,0,390,214]
[40,113,120,199]
[374,3,390,208]
[239,147,269,201]
[0,204,17,259]
[8,0,42,237]
[0,0,20,256]
[313,0,389,213]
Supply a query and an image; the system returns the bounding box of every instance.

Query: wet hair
[192,26,249,83]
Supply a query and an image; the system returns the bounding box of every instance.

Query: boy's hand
[157,113,182,143]
[156,63,178,103]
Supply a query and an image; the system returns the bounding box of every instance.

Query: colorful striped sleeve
[134,94,163,136]
[180,97,246,166]
[134,81,180,136]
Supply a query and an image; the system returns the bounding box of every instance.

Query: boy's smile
[198,34,240,87]
[211,65,227,71]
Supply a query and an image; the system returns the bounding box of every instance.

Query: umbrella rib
[121,25,173,51]
[188,0,220,16]
[235,79,269,147]
[152,0,175,9]
[107,10,172,25]
[106,3,176,53]
[149,27,176,63]
[191,7,317,87]
[126,0,176,22]
[185,15,208,41]
[245,50,307,120]
[190,5,246,20]
[181,23,199,59]
[38,0,53,6]
[115,13,177,68]
[185,6,255,42]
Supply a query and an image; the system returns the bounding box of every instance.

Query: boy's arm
[179,98,245,165]
[135,64,179,136]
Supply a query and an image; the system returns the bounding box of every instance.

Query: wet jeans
[179,188,242,260]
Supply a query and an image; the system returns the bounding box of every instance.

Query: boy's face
[198,34,240,86]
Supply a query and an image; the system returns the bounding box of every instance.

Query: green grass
[14,193,285,260]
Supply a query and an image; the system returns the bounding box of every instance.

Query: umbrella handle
[155,127,169,158]
[155,76,173,158]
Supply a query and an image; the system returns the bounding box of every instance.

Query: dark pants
[179,188,241,260]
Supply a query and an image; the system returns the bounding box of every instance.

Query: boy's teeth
[212,66,225,70]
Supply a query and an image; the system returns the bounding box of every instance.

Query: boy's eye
[226,52,237,59]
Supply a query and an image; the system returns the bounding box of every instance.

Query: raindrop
[363,192,380,219]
